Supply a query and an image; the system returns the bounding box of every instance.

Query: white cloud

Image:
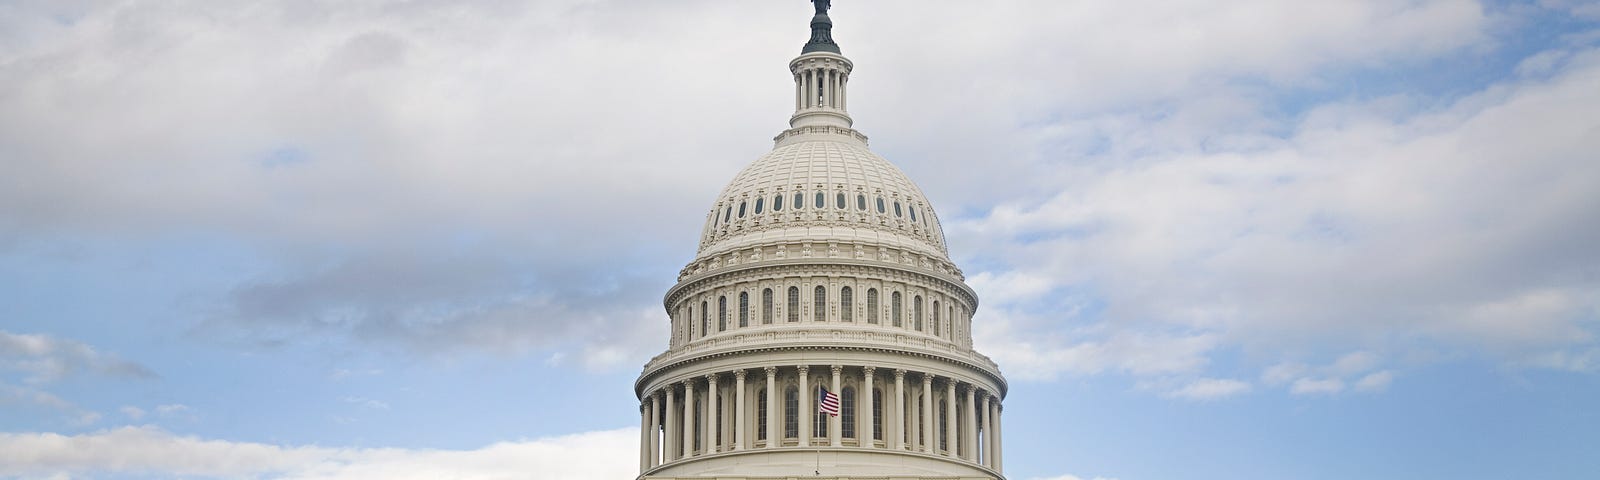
[1165,378,1253,400]
[1354,370,1395,392]
[118,406,144,421]
[0,426,636,480]
[0,331,155,383]
[1290,378,1346,395]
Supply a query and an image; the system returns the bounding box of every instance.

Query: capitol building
[634,3,1007,479]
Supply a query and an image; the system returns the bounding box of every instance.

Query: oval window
[857,194,867,210]
[909,206,917,222]
[877,197,886,214]
[836,193,846,209]
[754,198,764,214]
[725,206,733,222]
[795,192,805,209]
[738,201,747,218]
[894,201,902,217]
[773,195,784,211]
[814,192,825,209]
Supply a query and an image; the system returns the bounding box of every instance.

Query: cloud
[118,406,144,421]
[1290,378,1346,395]
[1354,370,1395,392]
[0,426,636,480]
[0,331,156,383]
[1165,377,1253,400]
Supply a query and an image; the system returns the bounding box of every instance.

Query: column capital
[706,373,719,382]
[683,379,695,389]
[921,373,934,385]
[763,365,777,376]
[734,369,747,380]
[797,364,810,375]
[830,365,842,376]
[863,365,876,376]
[655,389,667,399]
[893,368,906,379]
[958,382,971,394]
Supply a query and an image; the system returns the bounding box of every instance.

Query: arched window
[774,194,784,211]
[891,292,903,327]
[894,201,903,217]
[815,192,825,209]
[813,286,827,322]
[872,388,883,441]
[787,287,800,322]
[754,197,764,214]
[701,301,709,336]
[939,399,948,451]
[914,295,924,331]
[694,396,703,451]
[836,192,846,209]
[932,300,940,336]
[948,305,955,338]
[739,292,749,327]
[784,387,799,439]
[814,386,829,437]
[910,205,917,222]
[758,388,768,441]
[762,288,774,324]
[840,286,853,322]
[866,288,879,324]
[738,201,747,218]
[857,194,867,210]
[718,296,727,332]
[726,206,734,222]
[794,192,804,210]
[842,386,857,439]
[876,197,886,214]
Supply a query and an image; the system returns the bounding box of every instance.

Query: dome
[696,131,949,262]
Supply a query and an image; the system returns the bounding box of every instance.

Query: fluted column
[995,400,1004,473]
[921,374,935,454]
[980,392,992,467]
[892,369,906,450]
[651,391,662,467]
[797,365,811,447]
[705,374,719,454]
[962,385,977,462]
[944,379,957,457]
[734,370,747,450]
[639,401,649,471]
[765,366,778,449]
[665,385,677,460]
[862,366,876,448]
[682,380,695,458]
[830,365,842,447]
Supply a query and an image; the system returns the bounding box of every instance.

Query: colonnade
[638,364,1002,473]
[794,65,847,111]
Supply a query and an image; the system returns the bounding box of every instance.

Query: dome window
[738,201,747,218]
[814,192,825,209]
[795,192,805,210]
[910,206,917,222]
[835,193,846,209]
[894,201,902,217]
[725,206,733,223]
[857,194,867,210]
[754,197,764,214]
[773,195,783,211]
[876,197,886,214]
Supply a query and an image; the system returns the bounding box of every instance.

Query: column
[995,400,1004,473]
[830,365,842,447]
[639,401,649,471]
[705,374,719,454]
[944,380,957,457]
[892,369,906,450]
[651,391,662,467]
[963,385,977,462]
[765,366,778,449]
[980,392,992,467]
[921,374,935,454]
[734,370,747,450]
[665,386,677,461]
[682,380,694,459]
[862,367,876,448]
[797,365,811,447]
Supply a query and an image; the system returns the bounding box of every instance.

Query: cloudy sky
[2,0,1597,479]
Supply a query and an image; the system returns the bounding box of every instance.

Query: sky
[1,0,1597,479]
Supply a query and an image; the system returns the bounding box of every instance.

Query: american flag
[818,387,840,417]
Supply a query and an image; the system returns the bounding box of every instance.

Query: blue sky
[1,1,1598,479]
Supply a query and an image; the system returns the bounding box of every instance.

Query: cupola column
[765,366,779,449]
[705,374,719,454]
[862,366,876,448]
[830,365,843,447]
[945,379,958,457]
[797,365,811,447]
[921,374,935,454]
[734,369,747,450]
[963,385,977,462]
[893,369,906,450]
[682,380,695,458]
